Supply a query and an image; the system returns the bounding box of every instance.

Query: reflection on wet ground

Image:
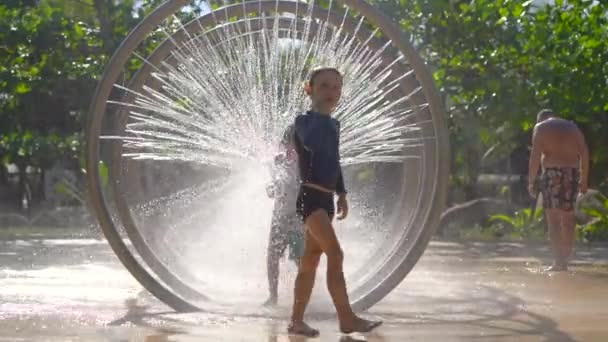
[0,239,607,341]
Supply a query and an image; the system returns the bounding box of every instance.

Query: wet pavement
[1,239,607,341]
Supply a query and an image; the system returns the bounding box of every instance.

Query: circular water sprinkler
[86,0,449,313]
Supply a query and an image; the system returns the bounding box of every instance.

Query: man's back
[534,118,583,168]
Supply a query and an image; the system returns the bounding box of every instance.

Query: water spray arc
[86,0,450,313]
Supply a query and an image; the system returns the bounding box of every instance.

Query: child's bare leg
[265,243,280,305]
[289,230,322,337]
[304,210,382,334]
[265,220,287,306]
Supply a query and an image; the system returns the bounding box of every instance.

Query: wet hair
[308,67,342,86]
[536,109,555,122]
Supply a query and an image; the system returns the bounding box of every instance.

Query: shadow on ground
[108,283,576,342]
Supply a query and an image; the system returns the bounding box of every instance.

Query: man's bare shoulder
[532,121,546,137]
[534,118,578,132]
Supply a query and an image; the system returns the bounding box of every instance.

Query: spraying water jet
[86,0,449,313]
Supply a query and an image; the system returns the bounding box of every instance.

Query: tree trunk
[93,0,115,53]
[0,164,6,185]
[463,144,481,200]
[39,168,46,201]
[17,162,29,214]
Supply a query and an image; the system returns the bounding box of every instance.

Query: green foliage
[0,1,103,171]
[0,1,204,175]
[489,208,545,240]
[581,193,608,242]
[55,161,108,205]
[0,130,81,167]
[371,0,608,199]
[54,178,85,206]
[582,223,608,242]
[458,224,510,241]
[2,0,607,213]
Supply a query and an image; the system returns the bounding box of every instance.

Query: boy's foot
[262,297,278,307]
[340,317,383,334]
[287,321,320,337]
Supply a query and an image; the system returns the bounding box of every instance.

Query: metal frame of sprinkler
[86,0,450,313]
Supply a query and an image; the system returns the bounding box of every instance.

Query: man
[528,109,589,271]
[264,125,304,306]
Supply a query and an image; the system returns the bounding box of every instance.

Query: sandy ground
[0,239,607,341]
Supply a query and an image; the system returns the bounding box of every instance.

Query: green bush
[582,222,608,242]
[488,208,546,240]
[581,193,608,242]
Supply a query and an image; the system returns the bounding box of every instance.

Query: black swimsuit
[292,111,346,221]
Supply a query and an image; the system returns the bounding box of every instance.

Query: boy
[264,126,304,306]
[288,67,382,337]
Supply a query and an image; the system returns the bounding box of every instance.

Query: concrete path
[0,239,607,341]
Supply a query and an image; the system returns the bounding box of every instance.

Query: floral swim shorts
[540,167,580,211]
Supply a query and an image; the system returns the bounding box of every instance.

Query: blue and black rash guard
[293,111,347,194]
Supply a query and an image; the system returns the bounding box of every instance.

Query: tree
[371,0,608,200]
[0,2,99,206]
[522,0,608,190]
[0,0,220,208]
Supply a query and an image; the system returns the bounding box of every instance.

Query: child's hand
[266,183,277,198]
[274,152,286,165]
[336,194,348,220]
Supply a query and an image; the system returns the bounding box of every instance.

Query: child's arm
[294,115,311,151]
[335,119,349,219]
[336,169,346,196]
[267,125,294,197]
[335,119,347,195]
[266,151,287,198]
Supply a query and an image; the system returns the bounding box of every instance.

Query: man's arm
[575,126,589,193]
[527,125,542,195]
